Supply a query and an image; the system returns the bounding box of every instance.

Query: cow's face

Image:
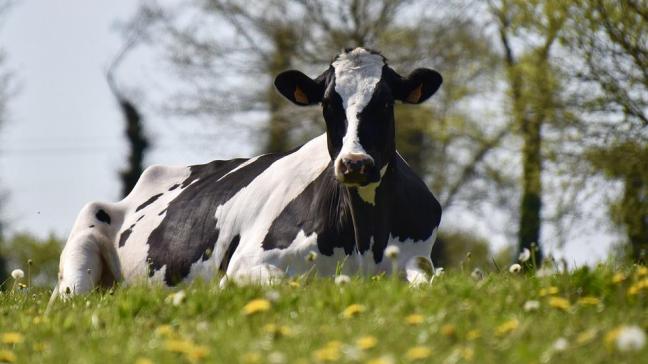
[275,48,442,186]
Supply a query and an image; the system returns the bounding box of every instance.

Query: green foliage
[0,267,646,363]
[434,229,491,271]
[0,233,62,288]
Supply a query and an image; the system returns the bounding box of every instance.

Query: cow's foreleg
[224,264,286,286]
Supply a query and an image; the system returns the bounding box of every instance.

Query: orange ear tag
[406,84,422,103]
[294,87,309,104]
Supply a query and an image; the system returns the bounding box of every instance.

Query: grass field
[0,265,646,364]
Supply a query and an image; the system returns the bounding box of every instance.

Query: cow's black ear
[398,68,442,104]
[274,70,323,106]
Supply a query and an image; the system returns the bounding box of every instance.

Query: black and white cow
[55,47,443,296]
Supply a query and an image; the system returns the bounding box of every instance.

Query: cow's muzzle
[335,153,376,186]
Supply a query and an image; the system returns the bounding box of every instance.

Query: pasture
[1,265,646,363]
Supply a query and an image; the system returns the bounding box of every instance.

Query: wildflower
[288,280,301,288]
[636,265,648,277]
[607,325,646,352]
[577,296,601,306]
[1,332,24,345]
[367,355,395,364]
[164,339,194,353]
[548,297,571,311]
[539,286,559,296]
[470,268,484,281]
[155,325,175,337]
[267,351,286,364]
[495,319,519,336]
[627,278,648,295]
[0,350,16,363]
[134,358,153,364]
[265,290,281,302]
[306,251,318,262]
[466,330,481,341]
[334,274,351,286]
[440,324,456,337]
[405,314,425,326]
[509,264,522,274]
[342,304,366,318]
[356,335,377,350]
[461,346,474,361]
[165,290,186,306]
[576,328,597,345]
[518,248,531,263]
[10,269,24,280]
[313,341,342,362]
[523,300,540,312]
[242,298,271,315]
[405,346,431,361]
[434,267,444,277]
[263,324,293,338]
[552,337,568,352]
[385,245,400,259]
[612,272,625,284]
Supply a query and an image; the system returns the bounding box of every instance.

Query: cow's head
[275,47,442,186]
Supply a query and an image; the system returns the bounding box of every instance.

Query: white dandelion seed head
[471,268,484,281]
[265,290,281,302]
[91,313,101,329]
[334,274,351,286]
[165,290,186,306]
[509,263,522,274]
[616,325,646,352]
[385,245,400,259]
[434,267,445,277]
[306,251,318,262]
[552,337,568,352]
[523,300,540,312]
[518,248,531,263]
[11,269,24,280]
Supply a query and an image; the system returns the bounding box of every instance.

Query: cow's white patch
[218,135,331,276]
[356,165,388,205]
[332,48,384,160]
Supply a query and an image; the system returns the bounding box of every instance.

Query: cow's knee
[405,256,435,286]
[227,264,285,286]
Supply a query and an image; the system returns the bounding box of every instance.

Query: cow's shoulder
[388,153,442,242]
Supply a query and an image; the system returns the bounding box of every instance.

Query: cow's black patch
[146,151,295,285]
[137,215,145,222]
[219,235,240,272]
[262,154,441,263]
[136,193,163,212]
[158,209,167,216]
[89,225,95,228]
[118,227,133,248]
[168,183,180,191]
[96,209,111,225]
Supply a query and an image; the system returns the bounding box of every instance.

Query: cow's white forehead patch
[332,48,385,156]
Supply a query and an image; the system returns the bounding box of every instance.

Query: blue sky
[0,1,618,265]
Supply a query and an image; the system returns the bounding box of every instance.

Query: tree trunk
[518,114,543,265]
[118,97,149,198]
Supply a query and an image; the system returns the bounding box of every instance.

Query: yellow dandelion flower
[241,352,262,364]
[313,341,342,362]
[461,346,474,361]
[186,345,209,361]
[604,327,623,348]
[539,286,559,297]
[342,304,366,318]
[577,297,601,306]
[466,329,481,341]
[242,298,271,315]
[636,266,648,277]
[1,333,24,345]
[155,324,175,337]
[164,339,195,353]
[289,280,301,288]
[0,350,16,363]
[366,356,394,364]
[627,278,648,295]
[495,319,519,336]
[134,358,154,364]
[32,342,48,353]
[576,328,597,345]
[548,297,571,311]
[356,336,378,350]
[405,346,432,361]
[405,314,425,326]
[263,324,293,337]
[612,272,625,284]
[440,324,456,337]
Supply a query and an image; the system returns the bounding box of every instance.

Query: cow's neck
[342,153,397,260]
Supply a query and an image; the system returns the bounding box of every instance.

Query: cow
[54,47,443,297]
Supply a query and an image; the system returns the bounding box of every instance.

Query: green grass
[1,266,646,364]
